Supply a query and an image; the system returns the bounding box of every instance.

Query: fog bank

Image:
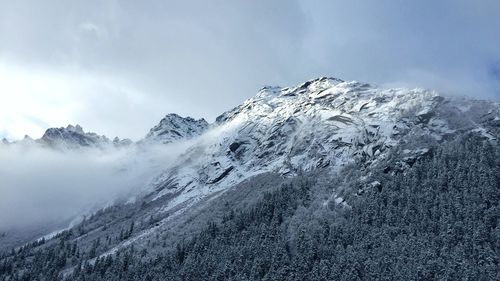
[0,142,184,232]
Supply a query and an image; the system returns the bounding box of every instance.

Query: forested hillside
[1,133,498,280]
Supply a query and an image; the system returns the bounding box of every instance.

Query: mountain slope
[1,133,498,281]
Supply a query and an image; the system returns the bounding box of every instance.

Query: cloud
[0,61,166,140]
[0,142,187,232]
[296,0,500,99]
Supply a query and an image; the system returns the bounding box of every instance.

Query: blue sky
[0,0,499,140]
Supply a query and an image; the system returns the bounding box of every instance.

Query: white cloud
[0,141,188,231]
[0,63,78,139]
[0,61,165,140]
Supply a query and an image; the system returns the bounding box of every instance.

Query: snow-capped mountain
[4,114,208,149]
[142,113,208,144]
[146,77,499,213]
[40,125,115,149]
[1,125,133,149]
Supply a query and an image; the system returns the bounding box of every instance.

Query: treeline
[1,134,499,280]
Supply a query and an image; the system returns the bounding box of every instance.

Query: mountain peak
[40,125,111,149]
[144,113,209,144]
[168,78,498,202]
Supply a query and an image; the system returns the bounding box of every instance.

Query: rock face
[143,113,209,144]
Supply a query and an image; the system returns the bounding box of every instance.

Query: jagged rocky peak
[216,76,350,124]
[296,76,344,89]
[40,124,112,148]
[144,113,209,144]
[255,77,345,99]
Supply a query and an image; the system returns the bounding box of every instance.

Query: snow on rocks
[142,113,208,144]
[148,77,499,215]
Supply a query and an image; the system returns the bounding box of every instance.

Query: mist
[0,142,186,232]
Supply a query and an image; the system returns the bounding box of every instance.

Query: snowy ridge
[39,125,119,149]
[1,124,126,149]
[4,114,207,149]
[142,113,208,144]
[149,77,499,212]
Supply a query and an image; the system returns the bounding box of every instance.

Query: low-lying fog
[0,142,187,233]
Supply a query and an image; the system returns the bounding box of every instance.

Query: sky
[1,0,499,140]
